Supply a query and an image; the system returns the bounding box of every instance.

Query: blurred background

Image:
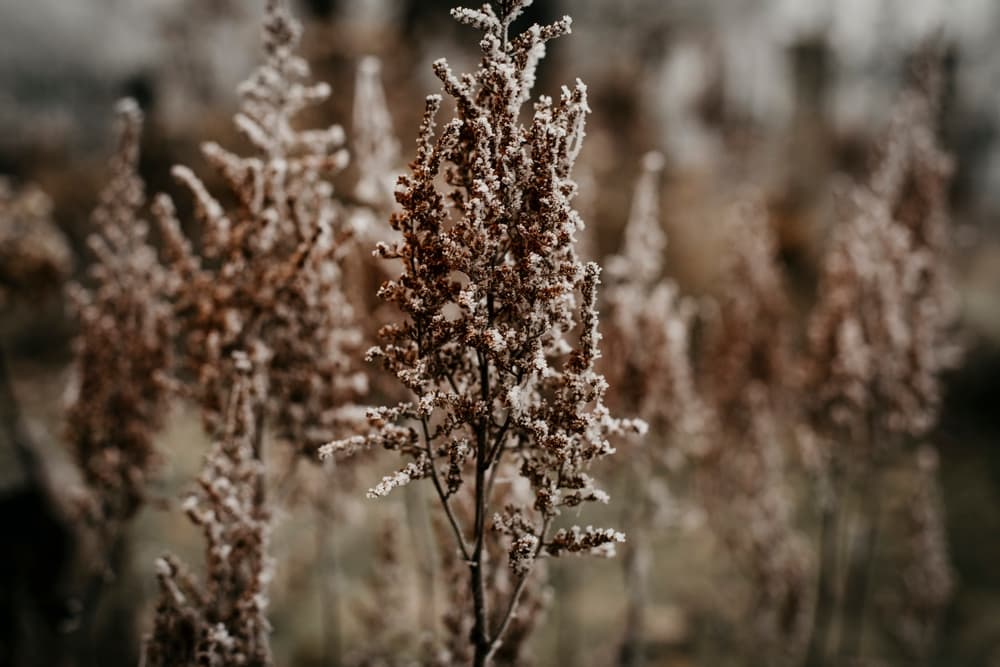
[1,0,999,665]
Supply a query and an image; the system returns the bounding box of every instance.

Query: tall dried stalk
[144,0,371,661]
[697,199,813,665]
[143,353,273,667]
[66,99,174,535]
[154,0,366,455]
[803,61,958,667]
[323,2,643,664]
[62,98,178,665]
[601,152,707,667]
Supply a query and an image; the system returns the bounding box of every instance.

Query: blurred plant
[142,0,372,661]
[601,152,707,666]
[604,152,709,453]
[65,99,174,534]
[344,512,420,667]
[61,100,177,661]
[322,2,643,663]
[878,445,953,662]
[0,178,72,306]
[353,56,400,209]
[347,54,405,364]
[154,0,367,456]
[802,60,958,667]
[696,199,813,665]
[0,177,75,667]
[144,352,273,667]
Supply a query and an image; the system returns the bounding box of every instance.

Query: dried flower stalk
[604,152,708,451]
[0,177,71,305]
[803,64,959,667]
[66,99,174,530]
[155,0,366,455]
[695,199,812,662]
[143,352,272,667]
[601,152,708,666]
[323,3,642,663]
[353,56,400,208]
[144,1,368,662]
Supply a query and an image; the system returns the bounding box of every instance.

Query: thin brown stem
[420,416,470,560]
[485,516,552,661]
[471,343,494,666]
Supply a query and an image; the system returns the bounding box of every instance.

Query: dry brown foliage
[144,353,272,667]
[66,99,174,530]
[323,2,642,662]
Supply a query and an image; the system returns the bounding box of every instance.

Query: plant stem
[836,461,883,663]
[485,517,551,663]
[472,347,492,666]
[804,462,842,667]
[471,429,489,666]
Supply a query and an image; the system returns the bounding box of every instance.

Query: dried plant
[601,152,708,666]
[154,0,366,456]
[345,513,420,667]
[805,60,957,457]
[65,99,174,531]
[0,178,71,306]
[879,445,953,662]
[698,387,813,664]
[803,65,959,667]
[700,197,794,422]
[143,352,273,667]
[695,200,813,663]
[353,56,400,209]
[141,1,373,662]
[604,152,708,453]
[323,2,642,663]
[818,68,956,446]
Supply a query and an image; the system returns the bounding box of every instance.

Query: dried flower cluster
[806,67,958,450]
[696,201,813,661]
[802,67,959,667]
[154,0,366,455]
[353,56,400,209]
[144,353,272,667]
[65,99,174,529]
[701,197,794,421]
[599,153,708,665]
[603,152,708,452]
[323,2,641,662]
[0,178,71,305]
[142,2,372,663]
